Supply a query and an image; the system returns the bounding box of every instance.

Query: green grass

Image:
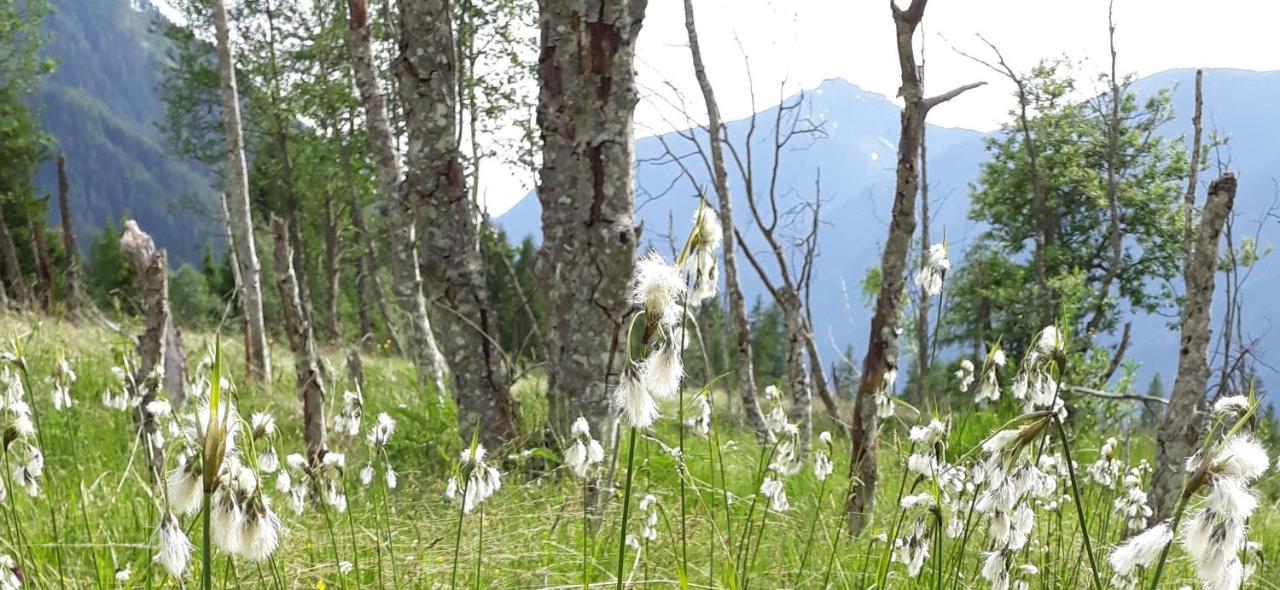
[0,315,1275,589]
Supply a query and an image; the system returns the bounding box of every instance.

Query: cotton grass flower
[640,329,685,400]
[564,417,604,478]
[446,444,501,514]
[367,412,396,448]
[0,555,18,589]
[632,251,686,330]
[914,242,950,296]
[638,495,659,541]
[613,370,657,429]
[1109,522,1172,577]
[332,390,364,437]
[156,512,192,578]
[954,359,975,393]
[760,473,790,512]
[51,355,75,411]
[685,207,723,305]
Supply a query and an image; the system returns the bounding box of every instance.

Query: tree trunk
[270,216,328,462]
[29,215,54,312]
[120,220,187,480]
[682,0,768,439]
[322,192,342,341]
[845,0,981,535]
[536,0,648,439]
[344,0,448,394]
[781,288,812,455]
[1183,70,1204,274]
[914,126,931,406]
[399,0,518,448]
[0,207,31,311]
[211,0,271,382]
[1150,173,1236,519]
[57,153,83,315]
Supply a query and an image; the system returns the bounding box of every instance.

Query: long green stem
[202,493,212,590]
[795,475,830,584]
[614,426,640,590]
[449,476,469,590]
[1054,416,1104,590]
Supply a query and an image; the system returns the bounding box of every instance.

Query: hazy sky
[148,0,1280,214]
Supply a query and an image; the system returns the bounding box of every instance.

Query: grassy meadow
[0,315,1274,589]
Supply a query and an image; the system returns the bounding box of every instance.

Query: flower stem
[1054,415,1104,590]
[202,492,212,590]
[614,426,640,590]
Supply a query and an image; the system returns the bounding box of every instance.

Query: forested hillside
[31,0,217,264]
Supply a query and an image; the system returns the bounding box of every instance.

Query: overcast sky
[148,0,1280,214]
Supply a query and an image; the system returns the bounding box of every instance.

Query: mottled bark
[211,0,271,381]
[1150,174,1236,519]
[28,215,53,312]
[682,0,767,439]
[120,220,187,480]
[57,153,83,315]
[345,0,448,393]
[536,0,648,439]
[845,0,981,535]
[0,207,31,310]
[270,216,328,462]
[399,0,518,448]
[781,288,812,454]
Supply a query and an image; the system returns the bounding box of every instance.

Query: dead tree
[119,220,188,480]
[57,153,84,315]
[211,0,271,381]
[536,0,648,440]
[1150,173,1236,519]
[0,207,31,311]
[1183,70,1204,274]
[399,0,518,448]
[344,0,449,394]
[681,0,768,439]
[28,213,54,312]
[845,0,983,535]
[271,216,328,462]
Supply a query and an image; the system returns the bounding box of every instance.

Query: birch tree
[271,216,329,461]
[211,0,271,381]
[398,0,519,447]
[845,0,982,534]
[536,0,648,438]
[344,0,449,394]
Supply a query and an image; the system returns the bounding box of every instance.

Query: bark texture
[682,0,768,439]
[399,0,518,448]
[57,153,84,315]
[845,0,981,535]
[1150,173,1236,518]
[536,0,648,439]
[345,0,448,394]
[119,220,187,479]
[271,216,329,462]
[781,289,812,453]
[211,0,271,381]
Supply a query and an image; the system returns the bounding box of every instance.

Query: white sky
[145,0,1280,214]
